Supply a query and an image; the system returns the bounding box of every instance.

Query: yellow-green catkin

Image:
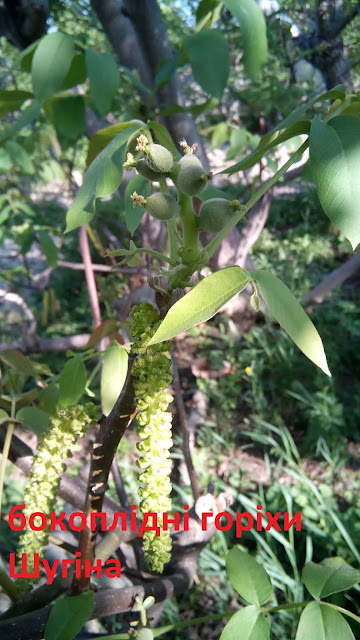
[17,403,101,575]
[130,302,173,573]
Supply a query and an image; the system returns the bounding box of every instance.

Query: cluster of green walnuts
[124,134,242,233]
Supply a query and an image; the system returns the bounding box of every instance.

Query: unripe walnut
[177,164,211,196]
[198,198,236,232]
[179,153,203,169]
[145,192,180,220]
[136,158,169,182]
[145,143,174,173]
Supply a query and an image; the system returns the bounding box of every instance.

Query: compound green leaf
[101,342,128,417]
[148,267,251,345]
[125,174,151,234]
[183,30,230,99]
[86,49,119,116]
[226,547,273,606]
[223,0,267,80]
[220,606,270,640]
[302,557,360,599]
[44,591,94,640]
[310,115,360,249]
[254,270,331,376]
[58,357,87,407]
[296,602,355,640]
[31,32,74,101]
[65,122,141,233]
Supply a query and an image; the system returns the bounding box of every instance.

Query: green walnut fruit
[145,144,174,173]
[179,153,203,169]
[145,192,180,220]
[197,198,236,232]
[177,164,211,197]
[136,158,169,181]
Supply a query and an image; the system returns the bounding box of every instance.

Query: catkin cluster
[17,403,101,574]
[130,302,174,573]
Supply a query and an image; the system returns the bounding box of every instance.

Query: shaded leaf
[61,53,87,90]
[59,357,87,407]
[183,30,230,99]
[223,0,267,80]
[226,127,247,160]
[254,270,331,375]
[86,49,119,116]
[32,32,74,101]
[0,89,33,117]
[0,350,35,376]
[101,342,128,417]
[38,231,58,267]
[16,406,50,436]
[220,606,271,640]
[296,602,355,640]
[52,95,86,146]
[44,591,94,640]
[310,115,360,249]
[148,121,181,159]
[5,140,34,174]
[0,99,42,144]
[154,54,179,89]
[226,547,273,606]
[302,557,360,599]
[39,383,59,415]
[149,267,251,345]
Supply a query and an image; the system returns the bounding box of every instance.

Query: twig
[171,351,201,502]
[79,225,102,329]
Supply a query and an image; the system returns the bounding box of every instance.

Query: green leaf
[222,0,267,80]
[212,122,229,149]
[226,547,273,606]
[148,267,251,345]
[65,122,141,233]
[52,95,86,146]
[5,141,34,174]
[254,270,331,376]
[31,32,74,101]
[0,409,9,425]
[196,0,223,30]
[58,357,87,407]
[44,591,94,640]
[223,120,310,174]
[226,128,248,160]
[16,406,50,436]
[0,350,35,376]
[38,231,58,267]
[220,606,271,640]
[0,90,33,117]
[101,342,128,417]
[183,30,230,99]
[310,115,360,249]
[125,174,151,234]
[61,53,87,90]
[302,557,360,599]
[86,49,119,116]
[148,121,181,159]
[272,86,345,134]
[154,54,179,89]
[86,121,144,166]
[39,383,59,415]
[0,100,42,144]
[0,148,12,172]
[295,602,355,640]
